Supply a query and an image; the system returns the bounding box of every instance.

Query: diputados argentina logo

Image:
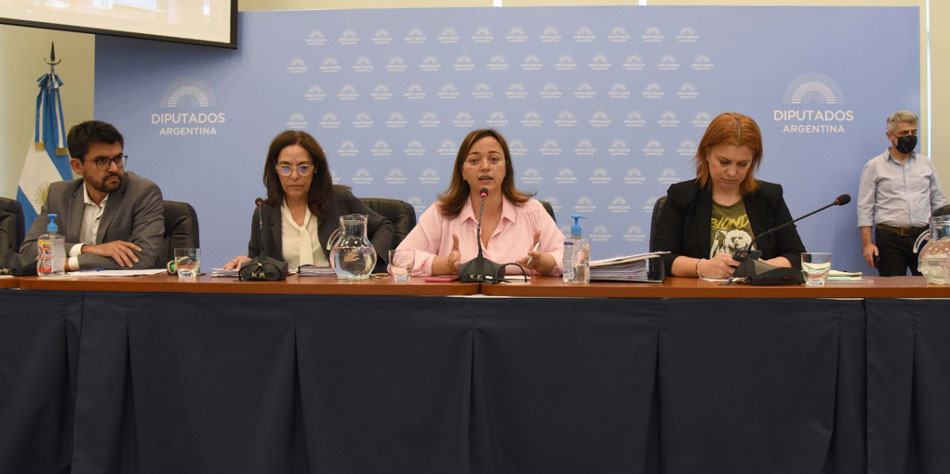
[152,78,225,136]
[774,73,853,134]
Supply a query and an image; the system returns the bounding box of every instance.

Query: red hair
[694,112,763,195]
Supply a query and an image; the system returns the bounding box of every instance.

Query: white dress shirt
[280,202,328,270]
[857,149,947,228]
[67,184,109,269]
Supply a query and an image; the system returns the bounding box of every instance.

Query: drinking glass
[388,249,414,282]
[801,252,831,286]
[175,248,200,279]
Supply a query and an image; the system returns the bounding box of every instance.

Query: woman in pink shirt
[397,129,564,276]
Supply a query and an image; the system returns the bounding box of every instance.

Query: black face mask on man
[894,134,917,154]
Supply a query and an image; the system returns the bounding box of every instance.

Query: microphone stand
[239,198,289,281]
[459,188,501,283]
[251,200,267,279]
[732,194,851,284]
[734,194,851,262]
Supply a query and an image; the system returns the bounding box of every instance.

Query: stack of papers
[589,252,668,282]
[211,268,240,277]
[827,270,869,282]
[213,266,328,278]
[297,265,335,277]
[66,269,167,277]
[829,270,862,278]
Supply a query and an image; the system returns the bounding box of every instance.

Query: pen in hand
[525,241,542,266]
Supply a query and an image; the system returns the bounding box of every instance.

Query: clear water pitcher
[328,213,377,280]
[913,215,950,285]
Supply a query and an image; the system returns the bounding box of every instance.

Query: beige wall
[239,0,489,9]
[0,26,95,197]
[1,0,945,198]
[931,0,948,194]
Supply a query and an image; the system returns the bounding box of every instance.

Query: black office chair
[0,197,25,255]
[157,201,200,267]
[648,196,667,252]
[538,200,556,224]
[360,198,417,250]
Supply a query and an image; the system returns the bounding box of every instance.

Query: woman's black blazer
[246,185,394,268]
[652,178,806,274]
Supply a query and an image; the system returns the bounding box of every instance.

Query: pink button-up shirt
[398,197,564,276]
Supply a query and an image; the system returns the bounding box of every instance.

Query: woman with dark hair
[397,129,563,276]
[652,112,806,279]
[223,130,393,270]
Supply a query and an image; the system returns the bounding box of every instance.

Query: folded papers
[589,252,667,282]
[210,267,240,277]
[297,265,335,277]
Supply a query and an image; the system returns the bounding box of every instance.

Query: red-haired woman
[652,112,806,279]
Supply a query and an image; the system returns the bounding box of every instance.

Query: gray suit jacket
[0,216,12,254]
[20,172,165,270]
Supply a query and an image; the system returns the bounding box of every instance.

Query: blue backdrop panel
[94,6,919,270]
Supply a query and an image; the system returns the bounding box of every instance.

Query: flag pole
[45,42,61,73]
[17,41,72,228]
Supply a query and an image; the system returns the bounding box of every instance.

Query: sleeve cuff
[421,256,434,276]
[67,256,80,271]
[69,244,83,257]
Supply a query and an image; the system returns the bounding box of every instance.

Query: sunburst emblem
[34,182,52,206]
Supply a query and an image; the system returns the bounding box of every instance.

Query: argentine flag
[17,72,72,229]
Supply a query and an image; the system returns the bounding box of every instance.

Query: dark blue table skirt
[867,299,950,474]
[3,290,921,474]
[0,291,82,474]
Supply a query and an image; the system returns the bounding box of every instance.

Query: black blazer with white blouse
[246,185,393,268]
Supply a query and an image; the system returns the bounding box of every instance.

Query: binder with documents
[589,252,667,282]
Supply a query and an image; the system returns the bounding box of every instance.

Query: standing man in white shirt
[857,111,947,276]
[20,120,165,271]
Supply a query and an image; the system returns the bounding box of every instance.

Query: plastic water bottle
[562,215,590,284]
[37,213,66,277]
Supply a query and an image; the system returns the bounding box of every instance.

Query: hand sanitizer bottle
[37,213,66,277]
[562,215,590,284]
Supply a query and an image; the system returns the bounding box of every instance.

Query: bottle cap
[570,215,587,236]
[47,213,59,233]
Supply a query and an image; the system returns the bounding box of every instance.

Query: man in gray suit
[20,120,164,271]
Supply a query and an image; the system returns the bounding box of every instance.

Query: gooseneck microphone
[250,198,268,279]
[476,188,487,259]
[732,193,852,284]
[458,188,502,283]
[255,197,266,257]
[239,197,289,281]
[738,193,851,258]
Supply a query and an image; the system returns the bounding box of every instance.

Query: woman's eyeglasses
[276,164,314,176]
[91,154,127,170]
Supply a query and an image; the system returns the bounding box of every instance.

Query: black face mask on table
[895,135,917,154]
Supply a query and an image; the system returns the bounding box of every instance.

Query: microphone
[476,188,487,260]
[255,198,266,258]
[736,193,851,260]
[458,187,502,283]
[239,197,289,281]
[732,193,852,284]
